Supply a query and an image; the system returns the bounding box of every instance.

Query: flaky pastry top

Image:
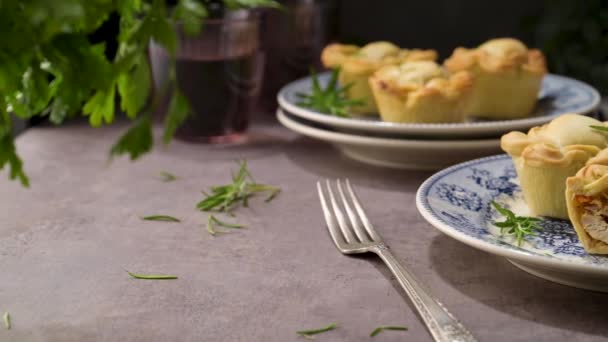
[370,61,473,100]
[321,41,437,75]
[444,38,547,75]
[501,114,608,167]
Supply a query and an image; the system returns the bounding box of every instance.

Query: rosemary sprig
[126,271,178,280]
[296,323,338,339]
[370,325,408,337]
[207,215,245,236]
[159,171,179,182]
[492,201,541,246]
[141,215,181,222]
[3,312,10,330]
[196,160,280,213]
[296,68,365,117]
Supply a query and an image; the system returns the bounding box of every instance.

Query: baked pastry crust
[566,148,608,254]
[369,61,474,123]
[321,42,437,114]
[445,38,547,119]
[501,114,608,219]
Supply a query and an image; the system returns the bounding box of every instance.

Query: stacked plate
[277,72,600,170]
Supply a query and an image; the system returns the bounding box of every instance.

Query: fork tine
[325,180,357,244]
[336,179,370,242]
[345,179,382,242]
[317,182,347,250]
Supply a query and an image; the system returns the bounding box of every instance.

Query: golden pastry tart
[369,61,474,123]
[501,114,608,219]
[566,148,608,254]
[321,41,437,114]
[444,38,547,120]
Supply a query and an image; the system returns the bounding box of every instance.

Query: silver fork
[317,179,476,342]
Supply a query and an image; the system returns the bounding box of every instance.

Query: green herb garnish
[126,271,178,280]
[590,125,608,132]
[370,325,408,337]
[3,312,10,330]
[296,323,338,339]
[492,201,541,246]
[207,215,245,236]
[196,160,280,213]
[296,68,364,117]
[141,215,181,222]
[159,171,179,182]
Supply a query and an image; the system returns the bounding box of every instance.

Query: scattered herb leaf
[3,312,10,330]
[197,160,280,213]
[141,215,181,222]
[296,68,365,117]
[159,171,179,182]
[590,125,608,133]
[370,325,408,337]
[207,215,245,236]
[126,271,178,280]
[492,201,541,246]
[297,323,338,339]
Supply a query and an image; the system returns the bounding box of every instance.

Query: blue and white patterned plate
[416,155,608,292]
[278,73,600,139]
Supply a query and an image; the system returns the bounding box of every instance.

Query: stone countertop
[0,119,607,342]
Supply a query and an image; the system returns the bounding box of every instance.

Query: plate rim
[278,72,601,136]
[277,109,501,149]
[415,154,608,275]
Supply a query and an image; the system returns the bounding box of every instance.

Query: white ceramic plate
[278,72,600,138]
[277,109,501,170]
[416,154,608,292]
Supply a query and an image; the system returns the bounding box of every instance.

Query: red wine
[175,53,263,143]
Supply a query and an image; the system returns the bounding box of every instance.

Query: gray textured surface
[1,120,608,342]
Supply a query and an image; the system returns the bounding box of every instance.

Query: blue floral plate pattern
[278,73,600,138]
[416,155,608,292]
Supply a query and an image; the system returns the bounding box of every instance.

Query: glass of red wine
[150,8,263,144]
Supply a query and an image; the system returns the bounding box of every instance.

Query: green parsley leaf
[163,90,190,144]
[117,56,151,119]
[173,0,208,36]
[84,85,116,127]
[110,117,154,161]
[224,0,281,10]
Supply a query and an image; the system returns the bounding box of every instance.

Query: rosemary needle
[296,68,365,117]
[3,312,10,330]
[141,215,181,222]
[370,325,408,337]
[197,160,280,213]
[207,215,245,236]
[590,125,608,132]
[492,201,541,246]
[159,171,178,182]
[296,323,338,339]
[126,271,178,280]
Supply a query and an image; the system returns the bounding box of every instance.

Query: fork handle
[375,247,477,342]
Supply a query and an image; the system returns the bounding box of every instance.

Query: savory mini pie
[444,38,547,120]
[566,148,608,254]
[321,42,437,114]
[369,61,474,123]
[501,114,608,219]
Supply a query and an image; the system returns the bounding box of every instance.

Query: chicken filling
[577,195,608,243]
